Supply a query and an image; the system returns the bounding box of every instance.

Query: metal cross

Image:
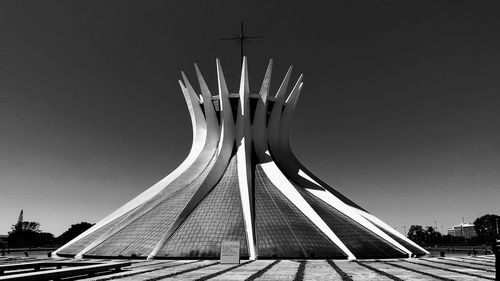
[220,22,264,66]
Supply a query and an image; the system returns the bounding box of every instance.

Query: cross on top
[220,22,264,66]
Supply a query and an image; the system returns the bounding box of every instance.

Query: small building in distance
[447,228,455,236]
[450,223,477,238]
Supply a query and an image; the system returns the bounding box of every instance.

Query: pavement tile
[92,260,216,281]
[448,256,495,263]
[210,260,276,281]
[409,259,495,280]
[473,255,495,261]
[0,256,497,280]
[303,260,341,281]
[164,261,248,280]
[127,260,178,270]
[431,257,495,271]
[359,261,437,280]
[390,260,485,281]
[334,260,394,281]
[256,259,300,281]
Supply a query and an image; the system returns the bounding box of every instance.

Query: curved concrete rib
[146,67,222,259]
[274,77,364,208]
[152,58,237,253]
[279,75,303,157]
[194,63,219,139]
[268,75,322,191]
[235,57,256,259]
[77,75,220,258]
[271,76,319,191]
[356,209,430,255]
[57,78,210,258]
[307,188,412,257]
[280,79,303,154]
[267,66,292,158]
[56,58,420,260]
[252,59,273,162]
[260,161,356,260]
[273,75,324,189]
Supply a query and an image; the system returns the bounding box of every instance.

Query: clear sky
[1,1,499,236]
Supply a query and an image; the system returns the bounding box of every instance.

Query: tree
[407,225,426,244]
[56,222,94,245]
[473,214,500,243]
[7,210,54,247]
[15,210,23,231]
[15,221,41,233]
[8,222,53,247]
[424,226,444,244]
[425,226,435,235]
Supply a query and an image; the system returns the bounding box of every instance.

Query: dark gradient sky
[1,1,499,236]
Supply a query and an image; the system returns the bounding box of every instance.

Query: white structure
[447,228,455,236]
[452,223,477,238]
[54,58,429,259]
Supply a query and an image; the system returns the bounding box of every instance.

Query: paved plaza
[1,255,496,280]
